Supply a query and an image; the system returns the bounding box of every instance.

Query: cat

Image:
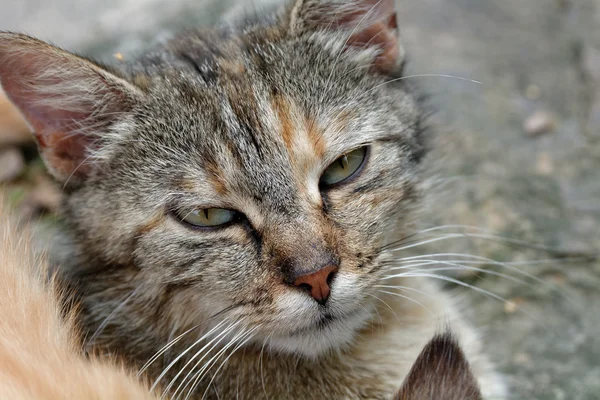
[0,196,483,399]
[0,0,505,398]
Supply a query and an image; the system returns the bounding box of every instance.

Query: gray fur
[0,0,503,398]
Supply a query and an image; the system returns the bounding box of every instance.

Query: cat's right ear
[394,332,483,400]
[287,0,404,75]
[0,33,143,186]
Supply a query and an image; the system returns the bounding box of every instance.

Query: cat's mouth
[302,312,337,333]
[316,313,336,329]
[287,305,366,337]
[283,312,335,337]
[263,301,373,358]
[260,271,376,357]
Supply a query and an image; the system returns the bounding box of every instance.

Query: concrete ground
[1,0,599,398]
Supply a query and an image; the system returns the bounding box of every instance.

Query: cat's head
[0,0,425,358]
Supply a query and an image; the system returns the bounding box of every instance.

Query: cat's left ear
[0,33,143,185]
[287,0,404,74]
[394,332,483,400]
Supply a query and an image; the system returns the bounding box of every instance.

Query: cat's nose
[293,265,338,305]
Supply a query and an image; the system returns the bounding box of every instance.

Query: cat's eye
[177,208,237,228]
[320,147,368,187]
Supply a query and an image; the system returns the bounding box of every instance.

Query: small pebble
[0,89,32,145]
[536,152,554,175]
[0,146,25,182]
[513,352,532,366]
[504,297,525,313]
[525,84,541,100]
[524,110,557,137]
[26,175,61,213]
[547,273,567,285]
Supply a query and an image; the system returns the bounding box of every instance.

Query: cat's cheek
[273,290,316,328]
[164,289,229,330]
[329,271,361,304]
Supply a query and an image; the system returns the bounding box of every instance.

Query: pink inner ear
[4,76,96,179]
[347,13,400,74]
[300,0,401,74]
[1,63,99,181]
[35,128,96,180]
[0,35,132,183]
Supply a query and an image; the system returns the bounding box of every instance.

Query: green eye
[320,147,368,186]
[178,208,236,228]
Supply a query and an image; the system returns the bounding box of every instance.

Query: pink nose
[293,265,338,305]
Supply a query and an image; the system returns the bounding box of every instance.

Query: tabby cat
[0,0,505,398]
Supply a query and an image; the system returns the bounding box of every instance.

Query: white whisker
[88,288,138,347]
[387,260,531,286]
[364,74,483,96]
[259,332,273,400]
[138,323,200,377]
[180,326,250,400]
[200,327,259,400]
[386,234,468,251]
[384,272,510,304]
[151,318,230,394]
[364,292,390,323]
[373,284,438,300]
[376,289,433,315]
[166,319,243,399]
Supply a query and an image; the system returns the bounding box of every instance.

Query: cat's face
[0,0,424,358]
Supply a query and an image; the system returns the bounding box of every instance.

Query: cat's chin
[247,271,377,359]
[261,304,375,359]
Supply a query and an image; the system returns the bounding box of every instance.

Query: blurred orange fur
[0,199,156,399]
[0,89,31,145]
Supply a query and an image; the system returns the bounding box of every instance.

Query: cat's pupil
[319,147,368,187]
[338,155,349,170]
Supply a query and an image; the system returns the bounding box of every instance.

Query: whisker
[165,319,243,399]
[364,74,483,96]
[151,318,231,394]
[181,326,251,400]
[373,284,439,300]
[376,289,433,315]
[394,252,582,266]
[386,260,532,287]
[384,272,510,304]
[398,265,533,289]
[259,332,274,400]
[382,225,598,259]
[138,323,200,377]
[386,253,578,297]
[379,225,508,251]
[385,233,468,251]
[87,288,138,347]
[147,302,243,383]
[364,292,391,323]
[200,327,259,400]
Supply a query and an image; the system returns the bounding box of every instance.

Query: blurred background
[0,0,599,398]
